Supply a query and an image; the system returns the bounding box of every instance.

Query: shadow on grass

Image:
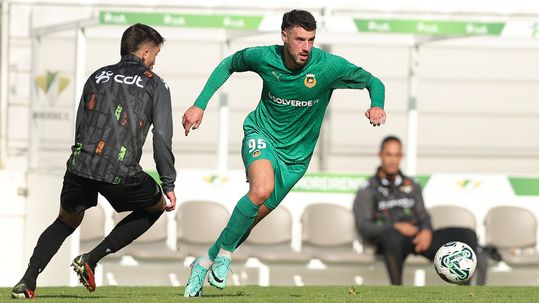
[37,294,126,299]
[202,291,251,298]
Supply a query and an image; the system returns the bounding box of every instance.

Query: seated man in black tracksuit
[353,135,478,285]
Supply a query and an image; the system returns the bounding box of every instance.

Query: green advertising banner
[292,173,369,194]
[354,19,505,36]
[99,11,263,30]
[292,172,431,194]
[293,173,539,195]
[509,177,539,196]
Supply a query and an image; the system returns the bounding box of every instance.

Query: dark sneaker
[71,254,96,292]
[11,281,35,299]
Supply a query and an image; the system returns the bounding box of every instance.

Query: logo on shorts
[253,150,261,157]
[304,73,316,88]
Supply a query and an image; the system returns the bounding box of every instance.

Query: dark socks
[22,218,76,290]
[86,210,163,266]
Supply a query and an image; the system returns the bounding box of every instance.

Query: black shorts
[60,170,163,213]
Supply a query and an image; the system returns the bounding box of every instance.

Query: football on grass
[434,241,477,284]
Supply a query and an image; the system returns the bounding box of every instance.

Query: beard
[296,54,309,65]
[284,44,309,68]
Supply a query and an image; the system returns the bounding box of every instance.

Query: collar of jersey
[120,54,145,66]
[375,167,404,187]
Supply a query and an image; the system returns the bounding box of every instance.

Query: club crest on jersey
[253,150,261,157]
[304,73,316,88]
[399,178,413,194]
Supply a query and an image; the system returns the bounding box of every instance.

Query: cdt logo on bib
[95,70,144,88]
[95,71,113,83]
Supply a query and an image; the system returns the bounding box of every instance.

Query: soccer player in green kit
[182,9,386,297]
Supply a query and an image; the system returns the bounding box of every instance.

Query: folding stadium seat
[242,206,309,262]
[484,206,539,265]
[427,205,486,285]
[428,205,476,231]
[176,200,248,261]
[294,204,376,286]
[79,203,106,253]
[301,203,374,264]
[398,205,478,266]
[112,211,182,260]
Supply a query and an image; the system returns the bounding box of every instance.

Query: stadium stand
[428,205,477,231]
[301,203,374,264]
[176,200,248,261]
[481,206,539,285]
[243,206,308,262]
[298,204,378,285]
[81,203,539,286]
[484,206,539,265]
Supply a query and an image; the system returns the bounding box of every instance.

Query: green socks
[208,195,259,260]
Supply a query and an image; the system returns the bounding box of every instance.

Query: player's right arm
[182,47,259,136]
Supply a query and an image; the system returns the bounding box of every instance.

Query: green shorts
[241,132,307,210]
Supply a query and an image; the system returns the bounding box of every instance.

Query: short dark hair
[281,9,316,31]
[380,135,402,152]
[120,23,165,57]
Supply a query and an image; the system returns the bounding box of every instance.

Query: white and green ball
[434,241,477,284]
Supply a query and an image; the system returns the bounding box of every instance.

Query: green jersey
[194,45,385,165]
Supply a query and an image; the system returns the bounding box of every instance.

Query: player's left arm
[364,76,386,127]
[330,55,386,127]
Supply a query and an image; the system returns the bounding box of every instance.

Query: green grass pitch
[2,286,538,302]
